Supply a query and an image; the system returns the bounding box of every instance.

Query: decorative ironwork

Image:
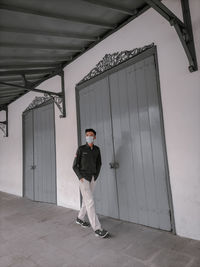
[24,93,64,116]
[0,122,6,137]
[0,107,8,137]
[79,43,154,83]
[24,71,66,118]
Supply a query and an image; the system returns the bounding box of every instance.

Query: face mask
[86,136,94,144]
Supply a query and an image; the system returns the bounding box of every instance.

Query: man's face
[86,131,96,139]
[86,131,96,145]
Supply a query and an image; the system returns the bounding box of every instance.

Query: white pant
[78,176,102,231]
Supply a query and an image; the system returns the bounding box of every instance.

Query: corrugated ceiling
[0,0,150,110]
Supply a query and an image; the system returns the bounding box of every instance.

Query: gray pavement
[0,191,200,267]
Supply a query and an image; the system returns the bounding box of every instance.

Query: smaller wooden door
[23,102,57,204]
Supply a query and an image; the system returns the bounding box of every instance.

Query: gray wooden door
[23,102,56,204]
[78,55,171,231]
[79,77,119,219]
[109,56,171,230]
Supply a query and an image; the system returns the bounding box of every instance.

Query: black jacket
[73,143,102,182]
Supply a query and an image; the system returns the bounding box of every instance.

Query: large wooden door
[77,55,172,231]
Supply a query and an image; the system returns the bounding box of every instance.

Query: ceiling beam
[0,101,12,106]
[145,0,197,71]
[0,81,61,96]
[145,0,185,28]
[0,76,42,82]
[0,56,72,62]
[0,61,62,66]
[0,89,25,94]
[0,105,7,111]
[0,86,24,90]
[0,4,115,29]
[0,63,61,69]
[81,0,136,15]
[0,69,56,76]
[0,95,14,100]
[0,42,83,52]
[0,93,24,98]
[180,0,198,72]
[0,26,97,41]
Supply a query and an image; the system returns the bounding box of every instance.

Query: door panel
[79,77,119,218]
[23,110,34,200]
[144,56,171,229]
[34,103,56,204]
[109,55,171,230]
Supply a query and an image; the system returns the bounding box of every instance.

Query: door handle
[115,162,119,169]
[109,162,115,169]
[30,165,36,170]
[109,162,119,169]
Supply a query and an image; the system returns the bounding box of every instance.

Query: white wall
[0,0,200,240]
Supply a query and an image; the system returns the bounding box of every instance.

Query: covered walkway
[0,191,199,267]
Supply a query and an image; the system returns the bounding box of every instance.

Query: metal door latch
[109,162,119,169]
[30,165,36,170]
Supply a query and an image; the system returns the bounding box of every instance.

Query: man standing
[73,128,109,238]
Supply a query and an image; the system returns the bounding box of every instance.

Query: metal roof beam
[22,74,32,89]
[0,4,115,29]
[59,71,66,118]
[0,69,56,76]
[145,0,185,27]
[0,90,25,95]
[0,26,97,41]
[180,0,198,72]
[0,42,83,52]
[5,71,66,119]
[0,95,17,99]
[0,94,24,98]
[0,56,72,62]
[145,0,198,72]
[0,86,25,91]
[0,77,41,83]
[0,61,62,66]
[0,105,7,111]
[81,0,136,15]
[0,81,61,97]
[0,63,61,69]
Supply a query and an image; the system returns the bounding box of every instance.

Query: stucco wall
[0,0,200,240]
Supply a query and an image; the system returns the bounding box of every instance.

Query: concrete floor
[0,191,200,267]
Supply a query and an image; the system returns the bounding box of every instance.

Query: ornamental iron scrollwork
[79,43,154,84]
[0,122,6,137]
[0,107,8,137]
[24,93,64,117]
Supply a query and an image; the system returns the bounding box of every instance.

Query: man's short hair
[85,128,96,136]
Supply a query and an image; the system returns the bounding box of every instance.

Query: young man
[73,128,109,238]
